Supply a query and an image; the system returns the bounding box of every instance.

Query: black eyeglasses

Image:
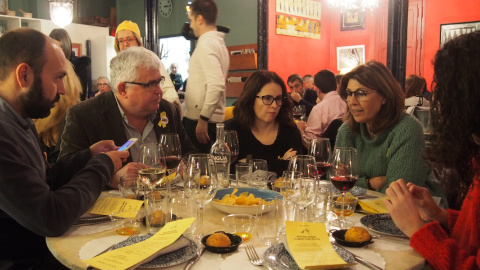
[124,76,165,90]
[256,95,285,106]
[345,89,375,102]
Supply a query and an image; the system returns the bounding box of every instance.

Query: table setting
[46,144,426,270]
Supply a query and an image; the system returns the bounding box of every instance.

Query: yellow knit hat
[115,20,141,38]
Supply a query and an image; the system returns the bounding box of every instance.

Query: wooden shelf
[229,53,257,70]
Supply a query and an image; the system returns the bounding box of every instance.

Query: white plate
[112,235,197,268]
[263,243,355,270]
[211,188,282,215]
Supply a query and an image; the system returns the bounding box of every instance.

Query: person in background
[33,29,83,164]
[169,62,183,91]
[385,30,480,269]
[336,60,444,198]
[404,75,430,107]
[94,76,112,97]
[298,69,346,141]
[225,70,303,176]
[287,73,317,116]
[49,28,91,100]
[183,0,229,153]
[59,46,196,189]
[114,20,180,110]
[0,28,127,269]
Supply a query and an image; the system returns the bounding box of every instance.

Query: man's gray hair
[110,46,162,93]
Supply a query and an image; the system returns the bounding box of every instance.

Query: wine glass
[160,133,182,175]
[287,155,317,221]
[184,154,218,240]
[138,143,168,190]
[292,105,306,121]
[329,147,359,228]
[224,130,239,164]
[309,137,331,179]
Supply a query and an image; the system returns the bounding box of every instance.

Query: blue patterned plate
[111,235,197,268]
[360,213,408,238]
[263,243,355,270]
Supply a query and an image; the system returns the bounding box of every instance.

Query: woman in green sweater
[335,61,443,197]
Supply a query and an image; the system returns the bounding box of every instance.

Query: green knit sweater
[335,113,444,197]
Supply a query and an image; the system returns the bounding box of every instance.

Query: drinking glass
[224,130,239,164]
[293,105,306,121]
[287,155,318,221]
[138,143,168,190]
[329,147,359,228]
[309,137,331,179]
[159,133,182,175]
[184,154,218,240]
[249,159,268,188]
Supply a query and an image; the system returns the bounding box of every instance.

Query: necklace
[367,127,376,139]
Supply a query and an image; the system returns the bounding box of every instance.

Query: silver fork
[245,245,263,267]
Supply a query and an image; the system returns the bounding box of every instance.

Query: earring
[382,100,386,104]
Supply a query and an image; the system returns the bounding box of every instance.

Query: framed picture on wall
[337,45,365,71]
[0,0,7,15]
[440,21,480,47]
[72,43,82,56]
[341,9,365,31]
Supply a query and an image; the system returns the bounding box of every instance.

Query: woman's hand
[103,151,130,174]
[384,179,428,237]
[282,148,297,160]
[369,176,386,190]
[406,182,448,226]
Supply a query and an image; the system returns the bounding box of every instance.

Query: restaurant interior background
[5,0,480,103]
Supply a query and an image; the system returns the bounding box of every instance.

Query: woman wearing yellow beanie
[114,20,181,111]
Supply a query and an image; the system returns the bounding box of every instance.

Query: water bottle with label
[210,123,231,188]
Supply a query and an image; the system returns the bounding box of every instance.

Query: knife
[333,243,383,270]
[183,246,205,270]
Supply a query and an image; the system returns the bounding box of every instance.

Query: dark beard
[20,75,60,119]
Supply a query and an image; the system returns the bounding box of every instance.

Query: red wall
[268,0,480,90]
[423,0,480,89]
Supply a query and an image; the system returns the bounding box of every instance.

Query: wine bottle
[210,123,231,188]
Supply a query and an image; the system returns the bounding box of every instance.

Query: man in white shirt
[183,0,230,153]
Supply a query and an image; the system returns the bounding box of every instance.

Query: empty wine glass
[287,155,317,221]
[309,137,331,179]
[224,130,239,164]
[329,147,359,229]
[160,133,182,175]
[138,143,168,190]
[184,154,218,240]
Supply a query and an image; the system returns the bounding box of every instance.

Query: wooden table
[46,191,427,270]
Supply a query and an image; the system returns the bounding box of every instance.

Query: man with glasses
[287,74,317,117]
[59,47,196,188]
[183,0,229,153]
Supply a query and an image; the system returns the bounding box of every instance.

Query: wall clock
[159,0,173,18]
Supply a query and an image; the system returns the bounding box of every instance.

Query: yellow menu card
[286,221,351,269]
[84,217,195,270]
[359,197,389,214]
[88,197,144,217]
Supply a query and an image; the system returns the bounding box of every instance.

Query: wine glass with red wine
[293,105,306,121]
[329,147,359,228]
[224,130,239,164]
[309,137,331,179]
[160,133,182,175]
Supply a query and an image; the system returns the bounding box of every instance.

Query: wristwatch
[365,177,373,190]
[199,115,209,122]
